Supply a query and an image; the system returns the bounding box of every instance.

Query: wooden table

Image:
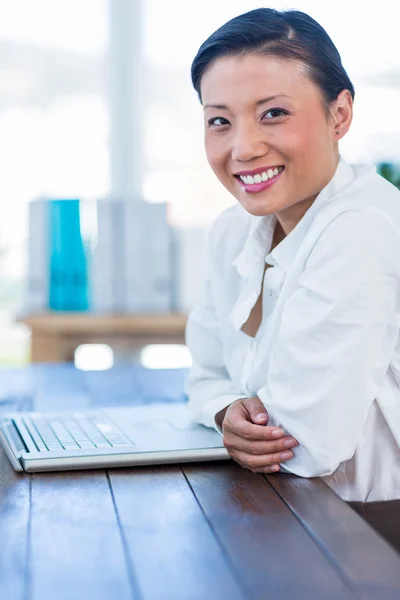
[0,364,400,600]
[17,313,187,363]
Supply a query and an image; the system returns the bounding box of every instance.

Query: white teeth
[239,166,284,185]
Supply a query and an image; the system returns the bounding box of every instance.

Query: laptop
[0,403,230,473]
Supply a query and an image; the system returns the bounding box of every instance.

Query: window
[0,0,108,364]
[1,0,399,366]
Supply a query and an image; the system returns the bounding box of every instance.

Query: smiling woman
[185,8,400,554]
[194,13,354,229]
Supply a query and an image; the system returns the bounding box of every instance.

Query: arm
[185,233,243,431]
[258,209,400,477]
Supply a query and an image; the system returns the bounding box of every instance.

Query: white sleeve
[185,231,244,432]
[258,209,400,477]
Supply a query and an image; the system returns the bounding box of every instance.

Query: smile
[235,166,285,193]
[238,166,284,185]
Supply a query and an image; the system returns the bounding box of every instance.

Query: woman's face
[200,53,352,226]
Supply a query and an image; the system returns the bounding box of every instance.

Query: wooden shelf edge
[17,312,188,334]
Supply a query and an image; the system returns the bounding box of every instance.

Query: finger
[229,448,295,471]
[253,464,280,474]
[223,431,298,456]
[243,396,269,425]
[224,418,286,442]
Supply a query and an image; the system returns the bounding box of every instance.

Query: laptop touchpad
[104,407,224,451]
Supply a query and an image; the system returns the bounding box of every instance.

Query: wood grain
[183,461,357,600]
[268,473,400,599]
[28,470,136,600]
[0,449,30,600]
[109,465,245,600]
[0,364,399,600]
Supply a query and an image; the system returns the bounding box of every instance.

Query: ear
[330,89,353,141]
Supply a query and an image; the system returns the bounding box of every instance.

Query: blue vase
[48,199,89,311]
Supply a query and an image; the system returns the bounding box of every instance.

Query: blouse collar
[232,156,368,277]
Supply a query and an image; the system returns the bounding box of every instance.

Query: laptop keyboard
[22,413,133,452]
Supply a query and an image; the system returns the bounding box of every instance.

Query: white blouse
[185,156,400,503]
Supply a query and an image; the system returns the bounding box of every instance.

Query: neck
[276,195,317,236]
[271,219,287,249]
[277,156,340,235]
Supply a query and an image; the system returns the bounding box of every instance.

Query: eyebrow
[203,94,292,110]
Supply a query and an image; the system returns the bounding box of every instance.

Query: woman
[185,8,400,553]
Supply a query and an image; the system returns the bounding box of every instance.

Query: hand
[216,396,298,474]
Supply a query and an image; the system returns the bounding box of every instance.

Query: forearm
[185,368,244,431]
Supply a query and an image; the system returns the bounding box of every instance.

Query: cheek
[290,118,331,157]
[283,124,315,153]
[281,135,328,179]
[205,138,227,174]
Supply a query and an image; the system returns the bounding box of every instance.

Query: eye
[207,116,230,127]
[262,108,289,120]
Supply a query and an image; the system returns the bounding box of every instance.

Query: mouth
[234,166,285,193]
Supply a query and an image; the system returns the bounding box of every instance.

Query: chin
[238,196,278,217]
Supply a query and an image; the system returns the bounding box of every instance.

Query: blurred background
[1,0,400,371]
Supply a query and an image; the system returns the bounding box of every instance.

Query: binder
[92,199,125,313]
[124,201,173,313]
[173,227,206,313]
[26,199,49,314]
[48,199,89,311]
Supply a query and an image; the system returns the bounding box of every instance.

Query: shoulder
[328,161,400,227]
[308,161,400,261]
[307,206,400,276]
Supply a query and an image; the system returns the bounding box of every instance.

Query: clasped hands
[216,396,298,473]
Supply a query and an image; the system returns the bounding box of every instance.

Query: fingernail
[280,451,293,460]
[284,439,297,448]
[255,413,267,422]
[271,429,284,437]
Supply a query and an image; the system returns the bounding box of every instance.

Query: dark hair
[191,8,355,116]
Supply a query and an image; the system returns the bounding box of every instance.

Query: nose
[231,122,268,163]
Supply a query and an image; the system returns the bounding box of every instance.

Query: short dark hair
[191,8,355,115]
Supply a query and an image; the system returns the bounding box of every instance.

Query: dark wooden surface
[0,364,399,600]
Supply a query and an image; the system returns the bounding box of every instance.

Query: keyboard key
[23,412,133,453]
[22,418,47,451]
